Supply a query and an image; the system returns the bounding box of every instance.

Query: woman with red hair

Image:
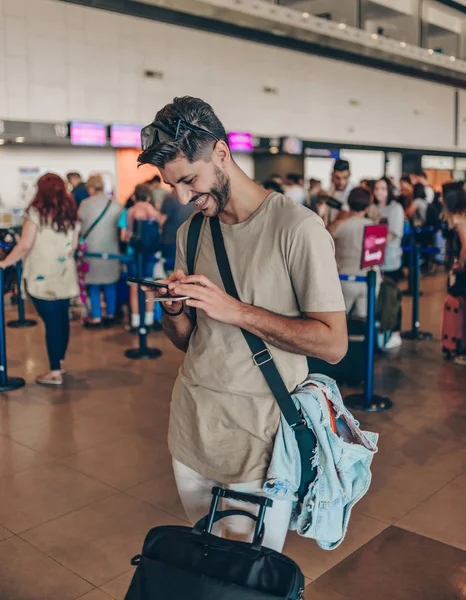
[0,173,80,386]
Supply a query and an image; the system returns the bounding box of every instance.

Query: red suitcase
[441,295,466,359]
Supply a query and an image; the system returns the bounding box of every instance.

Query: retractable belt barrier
[400,243,459,342]
[0,242,37,329]
[82,251,162,361]
[0,269,25,391]
[339,271,392,413]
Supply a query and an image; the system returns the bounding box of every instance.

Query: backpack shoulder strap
[209,216,317,502]
[186,212,204,276]
[186,212,204,325]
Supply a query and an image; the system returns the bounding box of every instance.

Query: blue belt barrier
[83,252,133,264]
[402,245,457,255]
[339,270,392,412]
[0,269,25,391]
[0,243,14,250]
[401,244,433,342]
[339,274,367,283]
[7,261,37,329]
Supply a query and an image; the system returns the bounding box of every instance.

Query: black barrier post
[0,269,25,391]
[401,244,433,341]
[345,270,392,412]
[125,252,162,360]
[7,262,37,328]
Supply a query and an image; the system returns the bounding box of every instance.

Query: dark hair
[138,96,229,169]
[125,195,135,210]
[286,173,300,185]
[443,182,466,220]
[413,183,426,200]
[66,172,81,181]
[348,186,371,212]
[134,184,151,202]
[374,176,396,205]
[29,173,78,232]
[147,175,161,184]
[333,159,350,173]
[263,180,283,194]
[412,169,427,179]
[400,176,413,186]
[309,178,321,186]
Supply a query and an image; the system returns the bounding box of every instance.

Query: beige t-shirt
[23,208,79,300]
[169,193,345,483]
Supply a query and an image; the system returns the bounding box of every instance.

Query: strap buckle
[252,349,273,367]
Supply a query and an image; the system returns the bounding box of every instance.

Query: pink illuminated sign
[228,132,253,153]
[70,121,107,146]
[110,124,141,148]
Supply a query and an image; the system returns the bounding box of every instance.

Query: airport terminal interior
[0,0,465,599]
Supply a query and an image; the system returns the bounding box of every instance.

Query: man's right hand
[143,269,187,314]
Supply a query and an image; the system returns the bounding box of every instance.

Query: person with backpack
[137,96,347,552]
[122,184,166,330]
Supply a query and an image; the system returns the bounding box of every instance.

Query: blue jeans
[31,296,70,371]
[88,284,117,320]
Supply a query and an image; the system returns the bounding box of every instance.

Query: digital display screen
[110,124,141,148]
[70,121,107,146]
[228,132,253,153]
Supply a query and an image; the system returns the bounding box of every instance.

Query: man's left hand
[170,275,244,326]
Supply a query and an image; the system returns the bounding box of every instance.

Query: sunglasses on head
[140,118,220,151]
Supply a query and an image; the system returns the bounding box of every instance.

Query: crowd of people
[263,160,466,353]
[0,171,193,386]
[1,154,465,385]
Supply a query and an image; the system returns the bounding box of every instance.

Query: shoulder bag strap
[186,212,205,326]
[209,216,317,502]
[81,199,112,241]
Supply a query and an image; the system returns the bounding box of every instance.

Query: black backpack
[125,487,305,600]
[131,219,160,255]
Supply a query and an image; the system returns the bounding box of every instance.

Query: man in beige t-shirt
[138,96,347,552]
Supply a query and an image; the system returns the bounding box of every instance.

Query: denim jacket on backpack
[264,374,378,551]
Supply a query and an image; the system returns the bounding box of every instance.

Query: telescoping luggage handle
[193,487,273,551]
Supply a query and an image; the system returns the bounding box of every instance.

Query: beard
[209,166,231,216]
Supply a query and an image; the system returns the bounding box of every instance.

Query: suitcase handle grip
[211,487,273,508]
[193,509,258,533]
[193,509,265,551]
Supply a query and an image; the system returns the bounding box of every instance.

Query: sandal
[36,372,63,386]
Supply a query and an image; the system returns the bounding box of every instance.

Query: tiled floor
[0,274,464,599]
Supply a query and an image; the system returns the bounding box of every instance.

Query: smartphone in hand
[127,278,190,302]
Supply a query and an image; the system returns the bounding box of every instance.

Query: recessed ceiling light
[270,146,279,154]
[371,33,378,39]
[400,41,407,48]
[428,49,434,55]
[338,23,346,30]
[302,12,309,19]
[450,55,456,61]
[15,137,25,143]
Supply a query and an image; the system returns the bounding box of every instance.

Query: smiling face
[160,152,231,218]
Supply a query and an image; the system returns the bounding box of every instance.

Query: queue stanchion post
[345,269,392,412]
[401,244,433,341]
[0,268,25,391]
[125,251,162,360]
[7,261,37,328]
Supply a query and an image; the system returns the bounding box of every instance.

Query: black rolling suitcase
[125,486,305,600]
